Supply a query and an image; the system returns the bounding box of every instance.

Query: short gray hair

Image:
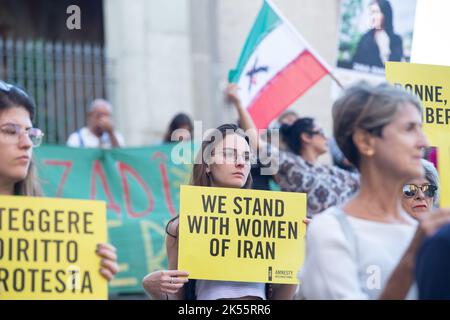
[422,159,440,205]
[333,82,422,169]
[89,99,112,112]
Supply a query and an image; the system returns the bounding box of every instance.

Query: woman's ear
[300,132,313,145]
[353,128,376,157]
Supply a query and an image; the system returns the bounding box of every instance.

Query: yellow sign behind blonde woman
[178,185,306,284]
[0,196,107,300]
[386,62,450,207]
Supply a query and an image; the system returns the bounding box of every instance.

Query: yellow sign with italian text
[386,62,450,207]
[0,196,107,300]
[178,185,306,284]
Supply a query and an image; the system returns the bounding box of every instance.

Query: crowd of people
[1,77,450,300]
[141,82,450,300]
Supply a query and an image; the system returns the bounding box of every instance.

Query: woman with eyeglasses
[401,159,439,220]
[0,80,119,283]
[225,84,360,219]
[142,124,297,300]
[299,82,450,299]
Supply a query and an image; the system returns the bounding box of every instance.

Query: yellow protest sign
[386,62,450,207]
[178,185,306,284]
[0,196,107,300]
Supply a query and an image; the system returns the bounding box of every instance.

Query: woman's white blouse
[299,207,418,300]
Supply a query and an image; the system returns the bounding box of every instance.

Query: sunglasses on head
[0,80,30,98]
[402,184,438,198]
[308,128,325,137]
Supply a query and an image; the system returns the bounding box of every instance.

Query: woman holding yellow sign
[142,124,297,300]
[0,81,119,283]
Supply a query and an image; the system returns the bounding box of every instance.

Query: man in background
[67,99,125,148]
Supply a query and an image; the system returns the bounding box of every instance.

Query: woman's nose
[415,189,426,200]
[235,158,245,166]
[18,132,33,149]
[417,130,430,151]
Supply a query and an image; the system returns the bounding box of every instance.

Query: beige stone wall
[104,0,341,149]
[104,0,194,146]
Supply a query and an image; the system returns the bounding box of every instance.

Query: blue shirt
[416,223,450,299]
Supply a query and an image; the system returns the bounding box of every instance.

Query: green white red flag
[229,0,331,129]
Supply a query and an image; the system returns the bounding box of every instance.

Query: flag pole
[328,71,344,89]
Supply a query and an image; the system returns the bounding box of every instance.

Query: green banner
[34,143,194,294]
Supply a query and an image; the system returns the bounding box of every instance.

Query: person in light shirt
[299,82,450,300]
[67,99,125,148]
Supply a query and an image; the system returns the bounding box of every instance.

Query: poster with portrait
[334,0,417,88]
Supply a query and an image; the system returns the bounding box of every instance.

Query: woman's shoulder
[308,207,345,237]
[391,32,402,41]
[277,149,308,168]
[329,164,360,182]
[304,208,356,261]
[390,33,403,45]
[359,29,375,42]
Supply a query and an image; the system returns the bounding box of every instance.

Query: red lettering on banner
[152,152,177,217]
[118,161,154,218]
[90,160,121,215]
[43,160,73,197]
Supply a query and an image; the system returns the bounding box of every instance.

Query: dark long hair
[279,117,315,155]
[373,0,395,36]
[0,81,42,196]
[163,113,193,143]
[166,123,253,238]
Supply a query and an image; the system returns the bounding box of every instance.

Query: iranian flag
[229,0,331,129]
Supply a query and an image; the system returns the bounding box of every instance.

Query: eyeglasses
[402,184,438,198]
[212,148,255,165]
[308,128,326,138]
[0,123,44,147]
